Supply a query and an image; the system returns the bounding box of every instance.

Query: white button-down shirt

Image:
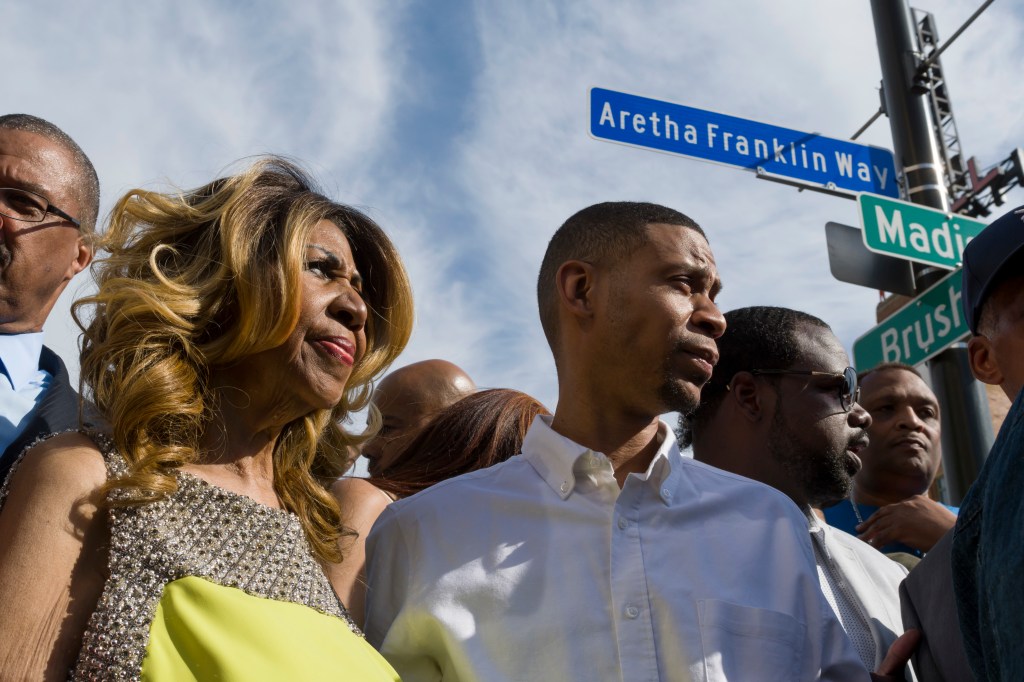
[365,416,867,681]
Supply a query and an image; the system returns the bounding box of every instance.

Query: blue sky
[6,1,1022,465]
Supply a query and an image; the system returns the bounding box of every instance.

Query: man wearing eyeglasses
[0,114,98,482]
[682,306,917,680]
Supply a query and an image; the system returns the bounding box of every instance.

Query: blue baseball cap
[961,204,1024,334]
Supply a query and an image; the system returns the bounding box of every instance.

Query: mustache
[848,430,870,449]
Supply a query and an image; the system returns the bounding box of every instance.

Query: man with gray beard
[0,114,98,481]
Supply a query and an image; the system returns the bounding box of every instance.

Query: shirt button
[617,517,628,530]
[625,605,639,619]
[661,488,672,499]
[560,482,569,493]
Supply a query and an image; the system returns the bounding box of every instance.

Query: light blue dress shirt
[366,415,868,682]
[0,332,52,454]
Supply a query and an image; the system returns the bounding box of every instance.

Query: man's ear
[555,260,596,321]
[967,335,1003,386]
[65,235,93,280]
[729,371,768,423]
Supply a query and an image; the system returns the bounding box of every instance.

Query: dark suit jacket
[900,529,974,682]
[0,345,85,483]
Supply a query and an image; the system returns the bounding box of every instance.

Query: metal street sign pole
[870,0,992,502]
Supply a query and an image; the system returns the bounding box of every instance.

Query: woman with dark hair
[331,388,549,625]
[0,157,413,680]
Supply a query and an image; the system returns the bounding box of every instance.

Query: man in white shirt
[365,202,874,681]
[683,306,916,679]
[0,114,97,481]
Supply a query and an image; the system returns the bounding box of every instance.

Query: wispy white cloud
[17,0,408,378]
[2,0,1019,421]
[447,0,1023,409]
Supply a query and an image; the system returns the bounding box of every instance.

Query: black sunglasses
[750,366,860,412]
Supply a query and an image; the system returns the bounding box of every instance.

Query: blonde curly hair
[74,157,414,562]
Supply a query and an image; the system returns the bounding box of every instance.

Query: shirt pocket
[697,599,804,682]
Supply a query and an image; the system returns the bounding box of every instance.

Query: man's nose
[849,401,872,429]
[692,296,726,339]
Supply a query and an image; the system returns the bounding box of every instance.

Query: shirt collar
[0,332,45,390]
[521,415,679,503]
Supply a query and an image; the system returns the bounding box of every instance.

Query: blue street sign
[590,87,900,198]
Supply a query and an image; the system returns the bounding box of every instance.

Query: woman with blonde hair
[0,158,413,680]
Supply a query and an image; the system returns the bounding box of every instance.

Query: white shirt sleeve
[364,505,445,682]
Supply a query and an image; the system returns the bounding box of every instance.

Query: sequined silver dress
[0,434,399,681]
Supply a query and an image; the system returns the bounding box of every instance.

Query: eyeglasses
[750,366,860,412]
[0,187,81,229]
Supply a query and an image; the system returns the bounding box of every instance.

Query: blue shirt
[0,332,52,454]
[824,496,958,557]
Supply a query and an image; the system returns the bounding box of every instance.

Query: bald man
[362,359,475,476]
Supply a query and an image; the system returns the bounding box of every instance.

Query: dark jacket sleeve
[900,529,974,682]
[0,346,93,483]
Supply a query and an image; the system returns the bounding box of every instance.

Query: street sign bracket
[754,168,860,200]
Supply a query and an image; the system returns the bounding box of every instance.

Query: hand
[857,495,956,552]
[871,628,920,681]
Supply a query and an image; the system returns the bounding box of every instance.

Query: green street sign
[858,193,987,270]
[853,268,969,371]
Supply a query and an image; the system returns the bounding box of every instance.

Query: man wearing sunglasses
[683,306,917,680]
[0,114,98,482]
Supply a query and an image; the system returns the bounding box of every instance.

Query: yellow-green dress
[70,438,399,681]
